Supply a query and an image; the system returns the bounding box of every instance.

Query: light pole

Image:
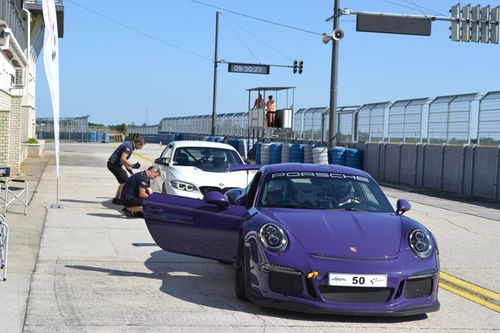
[211,11,220,136]
[328,0,340,149]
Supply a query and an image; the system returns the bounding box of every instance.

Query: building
[0,0,64,175]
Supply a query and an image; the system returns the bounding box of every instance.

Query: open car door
[143,192,250,263]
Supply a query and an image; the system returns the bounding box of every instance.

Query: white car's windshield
[259,172,393,212]
[173,147,244,172]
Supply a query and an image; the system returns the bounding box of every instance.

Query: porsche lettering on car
[144,163,440,316]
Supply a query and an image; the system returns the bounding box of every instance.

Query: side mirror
[203,191,230,209]
[396,199,411,215]
[154,157,169,166]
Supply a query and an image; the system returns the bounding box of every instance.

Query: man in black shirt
[121,165,161,218]
[107,136,145,204]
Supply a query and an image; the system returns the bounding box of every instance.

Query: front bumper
[245,245,440,316]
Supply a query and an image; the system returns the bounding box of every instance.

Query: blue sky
[35,0,500,126]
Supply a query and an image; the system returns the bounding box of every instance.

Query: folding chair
[0,167,29,216]
[0,214,8,281]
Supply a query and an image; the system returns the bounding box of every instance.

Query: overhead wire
[221,14,261,64]
[189,0,323,36]
[222,14,293,62]
[65,0,212,62]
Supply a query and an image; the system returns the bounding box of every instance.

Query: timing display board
[228,63,270,75]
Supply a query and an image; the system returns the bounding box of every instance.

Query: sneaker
[112,198,122,205]
[121,207,133,217]
[133,211,144,218]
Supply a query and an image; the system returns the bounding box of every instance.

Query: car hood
[168,166,255,189]
[263,209,402,259]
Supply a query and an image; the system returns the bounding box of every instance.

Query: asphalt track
[1,142,499,332]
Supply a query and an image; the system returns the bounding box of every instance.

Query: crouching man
[121,165,161,218]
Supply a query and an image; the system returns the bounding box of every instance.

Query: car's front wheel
[234,236,248,301]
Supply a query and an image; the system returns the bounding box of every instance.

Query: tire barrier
[281,143,290,163]
[260,143,271,165]
[330,147,346,165]
[345,148,362,169]
[290,144,305,163]
[270,143,282,164]
[312,147,329,165]
[304,144,313,163]
[96,131,103,143]
[255,142,262,164]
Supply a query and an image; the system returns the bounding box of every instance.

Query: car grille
[319,285,394,303]
[199,186,237,195]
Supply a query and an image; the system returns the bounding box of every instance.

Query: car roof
[261,163,371,178]
[171,140,238,151]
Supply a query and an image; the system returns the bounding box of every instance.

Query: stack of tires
[260,143,271,165]
[237,139,248,159]
[345,148,362,169]
[290,144,305,163]
[103,133,110,143]
[270,143,282,164]
[313,146,329,164]
[304,144,313,163]
[226,139,239,151]
[281,143,290,163]
[96,132,103,143]
[330,147,346,165]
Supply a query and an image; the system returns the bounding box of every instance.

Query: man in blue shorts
[107,136,145,204]
[121,165,161,218]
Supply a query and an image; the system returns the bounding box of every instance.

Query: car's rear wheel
[234,236,248,301]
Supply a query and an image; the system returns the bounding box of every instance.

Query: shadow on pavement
[66,250,427,324]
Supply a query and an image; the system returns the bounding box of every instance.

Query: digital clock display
[228,63,270,75]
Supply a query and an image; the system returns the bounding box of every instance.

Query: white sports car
[153,140,257,199]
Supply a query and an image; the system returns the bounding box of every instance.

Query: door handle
[148,207,164,214]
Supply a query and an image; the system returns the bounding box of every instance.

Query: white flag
[42,0,61,177]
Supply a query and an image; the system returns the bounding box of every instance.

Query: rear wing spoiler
[229,164,261,172]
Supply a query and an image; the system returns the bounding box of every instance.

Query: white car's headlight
[170,180,198,192]
[409,229,433,259]
[259,223,288,252]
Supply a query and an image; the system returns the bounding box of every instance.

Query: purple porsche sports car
[143,163,440,316]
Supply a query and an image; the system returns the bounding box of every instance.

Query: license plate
[328,273,388,287]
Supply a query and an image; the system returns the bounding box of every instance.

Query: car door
[143,192,250,263]
[153,144,174,192]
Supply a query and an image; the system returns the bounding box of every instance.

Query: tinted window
[172,147,244,172]
[259,172,393,212]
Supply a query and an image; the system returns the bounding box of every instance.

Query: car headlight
[170,180,198,192]
[409,229,433,259]
[259,223,288,252]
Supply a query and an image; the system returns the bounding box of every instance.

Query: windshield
[259,172,393,212]
[172,147,244,172]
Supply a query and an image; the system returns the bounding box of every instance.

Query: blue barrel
[290,144,305,163]
[103,133,110,143]
[270,143,282,164]
[89,131,97,142]
[330,147,346,165]
[345,148,362,169]
[255,142,262,164]
[96,131,103,143]
[227,139,239,150]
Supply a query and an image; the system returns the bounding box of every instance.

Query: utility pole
[211,11,220,136]
[328,0,340,148]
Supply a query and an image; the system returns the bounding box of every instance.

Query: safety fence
[128,90,499,146]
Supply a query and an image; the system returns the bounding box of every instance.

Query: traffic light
[298,60,304,74]
[450,3,499,44]
[293,60,298,74]
[450,4,460,41]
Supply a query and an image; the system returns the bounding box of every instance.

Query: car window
[172,147,244,172]
[258,172,393,212]
[160,145,173,163]
[246,171,262,208]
